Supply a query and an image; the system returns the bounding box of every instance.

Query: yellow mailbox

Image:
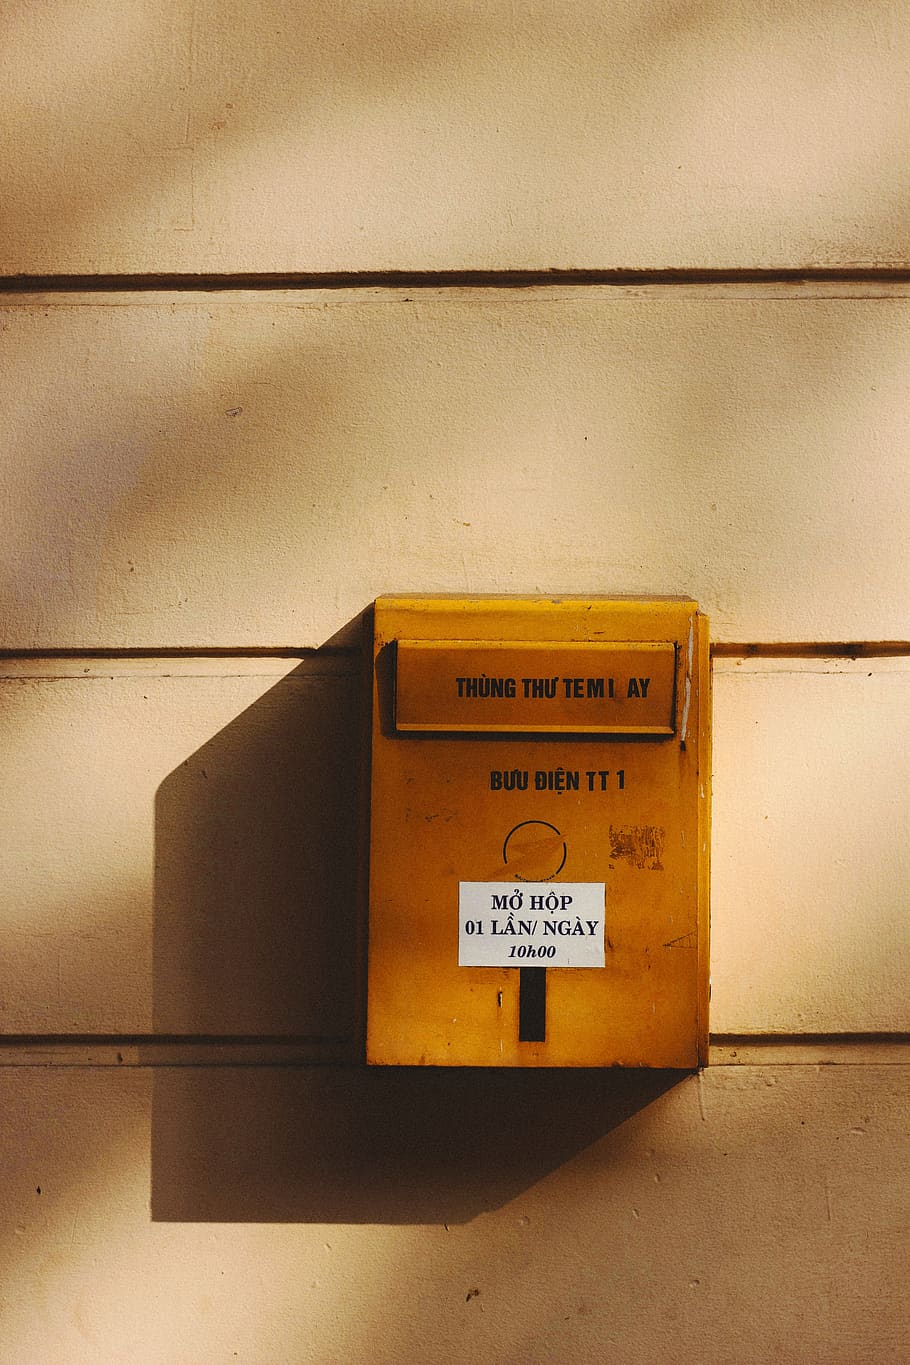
[365,596,710,1068]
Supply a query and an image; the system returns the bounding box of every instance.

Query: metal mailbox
[365,595,710,1067]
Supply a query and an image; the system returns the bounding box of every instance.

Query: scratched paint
[609,824,666,871]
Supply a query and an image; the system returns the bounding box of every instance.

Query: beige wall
[2,4,908,1363]
[5,0,910,274]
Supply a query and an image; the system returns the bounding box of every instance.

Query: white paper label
[458,881,606,968]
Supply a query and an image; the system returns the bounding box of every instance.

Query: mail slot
[395,641,677,734]
[365,595,710,1068]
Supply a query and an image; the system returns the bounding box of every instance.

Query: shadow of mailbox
[151,634,687,1224]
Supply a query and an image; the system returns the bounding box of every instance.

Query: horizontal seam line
[2,1032,907,1048]
[6,267,910,293]
[711,1032,910,1046]
[0,1034,354,1046]
[711,642,910,658]
[0,643,908,662]
[0,647,351,660]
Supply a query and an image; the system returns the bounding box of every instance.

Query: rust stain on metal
[609,824,666,870]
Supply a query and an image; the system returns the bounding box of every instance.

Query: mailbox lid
[395,639,676,734]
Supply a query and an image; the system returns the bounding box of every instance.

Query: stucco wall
[2,4,908,1362]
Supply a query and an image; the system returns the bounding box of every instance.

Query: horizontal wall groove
[0,642,908,664]
[711,1032,910,1047]
[3,1031,903,1048]
[7,267,910,294]
[0,647,345,660]
[0,1034,354,1046]
[711,641,910,659]
[1,1033,908,1070]
[0,1036,360,1069]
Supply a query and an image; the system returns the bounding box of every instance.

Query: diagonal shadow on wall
[151,647,364,1044]
[150,618,684,1224]
[151,1064,682,1225]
